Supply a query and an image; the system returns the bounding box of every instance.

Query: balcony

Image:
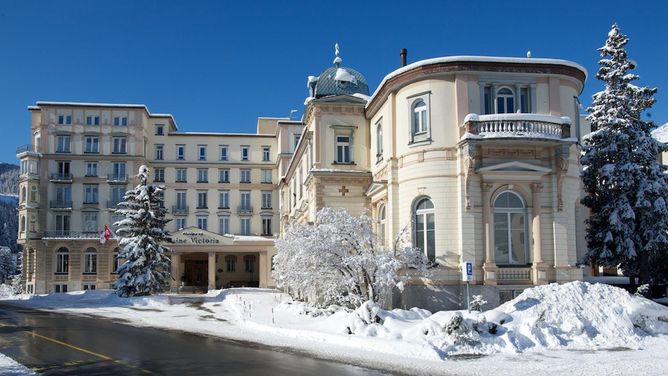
[16,144,33,154]
[49,200,73,209]
[237,205,253,214]
[43,230,102,239]
[172,205,189,215]
[107,174,129,183]
[50,173,73,182]
[462,113,571,141]
[497,266,532,285]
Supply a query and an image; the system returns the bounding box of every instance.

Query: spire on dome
[333,42,342,67]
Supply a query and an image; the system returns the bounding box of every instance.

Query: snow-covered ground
[0,352,35,376]
[2,282,668,375]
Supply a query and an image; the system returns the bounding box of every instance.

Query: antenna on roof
[526,50,532,58]
[333,42,342,67]
[289,109,298,120]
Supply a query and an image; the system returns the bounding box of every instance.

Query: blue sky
[1,0,666,163]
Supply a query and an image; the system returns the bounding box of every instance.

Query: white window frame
[219,216,230,235]
[493,191,529,265]
[336,135,351,163]
[197,191,208,209]
[219,168,230,183]
[176,168,187,182]
[176,144,186,160]
[198,145,207,161]
[220,145,228,161]
[197,216,208,231]
[84,136,99,153]
[56,135,71,153]
[219,190,230,209]
[496,87,515,114]
[262,146,270,161]
[408,93,431,144]
[240,169,251,183]
[112,137,127,154]
[155,144,164,160]
[197,168,208,183]
[83,248,97,274]
[241,146,250,161]
[261,191,272,209]
[261,169,272,183]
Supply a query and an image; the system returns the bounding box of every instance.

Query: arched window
[493,191,528,265]
[83,247,97,274]
[496,87,515,114]
[378,205,386,246]
[30,185,38,202]
[244,255,256,273]
[112,247,122,274]
[56,247,69,274]
[21,187,26,203]
[376,121,383,161]
[414,197,435,263]
[411,99,428,135]
[225,255,237,272]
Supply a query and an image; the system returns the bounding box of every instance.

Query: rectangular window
[84,136,99,153]
[84,252,97,274]
[219,190,230,209]
[113,116,128,126]
[176,145,185,160]
[240,218,251,235]
[198,145,207,161]
[112,137,127,154]
[155,144,164,160]
[261,169,272,183]
[240,169,251,183]
[82,212,98,232]
[244,256,255,272]
[240,191,251,210]
[262,147,270,161]
[154,168,165,182]
[219,216,230,235]
[197,216,208,231]
[293,134,301,150]
[220,145,228,161]
[84,184,99,204]
[57,161,71,177]
[58,115,72,125]
[56,253,69,274]
[219,168,230,183]
[86,115,100,126]
[241,146,250,161]
[55,214,71,234]
[85,162,98,177]
[56,135,71,153]
[336,135,351,163]
[175,218,186,230]
[155,124,164,136]
[261,191,272,209]
[226,256,236,272]
[197,168,208,183]
[55,186,72,206]
[176,168,187,182]
[110,186,126,206]
[176,191,187,208]
[262,217,272,236]
[83,284,96,291]
[112,162,126,180]
[520,87,530,113]
[483,86,493,115]
[197,191,208,209]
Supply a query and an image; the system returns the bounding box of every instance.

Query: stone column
[259,252,268,288]
[208,252,216,290]
[170,253,181,292]
[482,183,497,285]
[531,183,548,285]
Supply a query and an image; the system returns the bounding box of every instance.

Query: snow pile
[0,353,35,376]
[0,284,17,299]
[334,68,357,84]
[322,282,668,356]
[652,122,668,143]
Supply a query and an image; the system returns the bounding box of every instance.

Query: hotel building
[17,48,591,309]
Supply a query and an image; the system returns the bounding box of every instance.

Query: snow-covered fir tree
[0,246,16,284]
[114,166,172,297]
[581,24,668,286]
[273,208,429,308]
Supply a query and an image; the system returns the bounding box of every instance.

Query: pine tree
[0,246,16,284]
[114,166,172,297]
[581,24,668,286]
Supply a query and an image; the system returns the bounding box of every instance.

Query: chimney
[400,48,407,67]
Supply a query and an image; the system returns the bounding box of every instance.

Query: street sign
[461,261,473,282]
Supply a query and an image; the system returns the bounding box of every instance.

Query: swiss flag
[100,225,113,244]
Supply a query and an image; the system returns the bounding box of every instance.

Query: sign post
[461,261,473,310]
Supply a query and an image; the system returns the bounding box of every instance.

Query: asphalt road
[0,304,388,376]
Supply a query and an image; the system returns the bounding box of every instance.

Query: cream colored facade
[17,103,281,294]
[18,52,591,308]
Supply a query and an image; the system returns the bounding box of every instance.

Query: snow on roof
[652,123,668,143]
[334,68,358,84]
[367,56,588,107]
[463,113,572,125]
[352,93,371,102]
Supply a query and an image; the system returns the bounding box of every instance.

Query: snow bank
[0,284,17,299]
[0,353,35,376]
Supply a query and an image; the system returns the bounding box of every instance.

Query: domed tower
[279,43,372,232]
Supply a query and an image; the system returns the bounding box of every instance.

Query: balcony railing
[172,205,189,215]
[462,113,571,140]
[16,144,33,154]
[49,200,73,209]
[50,173,73,182]
[43,231,103,239]
[497,267,532,284]
[107,174,129,183]
[237,205,253,214]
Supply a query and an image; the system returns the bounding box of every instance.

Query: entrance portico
[169,227,275,293]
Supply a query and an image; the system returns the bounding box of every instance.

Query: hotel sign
[171,228,230,245]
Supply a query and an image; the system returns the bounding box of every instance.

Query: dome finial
[333,42,342,67]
